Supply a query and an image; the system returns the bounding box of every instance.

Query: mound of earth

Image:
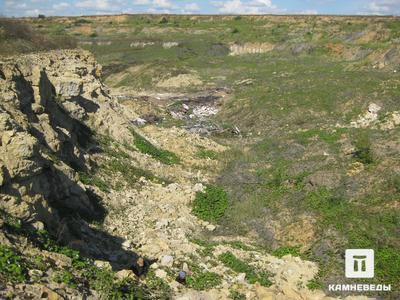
[157,74,203,89]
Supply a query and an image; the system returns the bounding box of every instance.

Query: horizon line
[4,13,400,18]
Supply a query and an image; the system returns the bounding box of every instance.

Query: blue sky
[1,0,400,17]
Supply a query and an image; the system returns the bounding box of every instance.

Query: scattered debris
[229,42,275,56]
[163,42,179,49]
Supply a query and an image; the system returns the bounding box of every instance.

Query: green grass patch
[186,268,222,290]
[272,246,301,258]
[130,129,180,165]
[196,149,219,160]
[218,251,272,287]
[79,172,110,193]
[375,247,400,286]
[145,270,172,298]
[229,290,246,300]
[103,158,163,186]
[293,128,347,146]
[306,278,324,290]
[0,245,26,283]
[53,270,78,288]
[0,219,161,300]
[192,185,229,223]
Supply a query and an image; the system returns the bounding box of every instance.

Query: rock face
[0,50,133,245]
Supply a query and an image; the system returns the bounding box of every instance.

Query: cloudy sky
[1,0,400,17]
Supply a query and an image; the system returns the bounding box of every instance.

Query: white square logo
[345,249,374,278]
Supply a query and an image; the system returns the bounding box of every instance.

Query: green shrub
[146,270,172,298]
[130,129,180,165]
[272,246,301,258]
[53,270,77,288]
[187,271,222,290]
[87,267,148,299]
[353,133,374,164]
[0,245,26,283]
[218,252,272,287]
[36,230,91,269]
[230,290,246,300]
[192,185,228,222]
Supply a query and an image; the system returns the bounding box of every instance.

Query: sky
[1,0,400,17]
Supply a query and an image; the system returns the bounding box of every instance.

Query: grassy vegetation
[130,129,180,165]
[1,214,160,299]
[4,14,400,297]
[104,159,162,185]
[272,246,301,258]
[352,131,374,165]
[186,268,222,290]
[229,290,246,300]
[53,270,78,289]
[192,185,229,223]
[196,149,219,160]
[67,14,400,294]
[303,187,400,289]
[0,245,26,283]
[79,171,110,193]
[83,134,168,191]
[219,251,272,287]
[0,18,76,56]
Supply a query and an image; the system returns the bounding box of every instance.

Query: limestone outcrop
[0,50,135,245]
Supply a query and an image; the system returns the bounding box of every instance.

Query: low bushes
[192,185,228,223]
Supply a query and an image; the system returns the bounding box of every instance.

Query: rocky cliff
[0,50,135,246]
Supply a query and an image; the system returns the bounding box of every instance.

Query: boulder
[115,269,136,280]
[155,269,168,280]
[160,255,174,267]
[94,260,112,271]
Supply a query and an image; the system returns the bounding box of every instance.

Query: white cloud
[16,3,28,9]
[253,0,273,7]
[152,0,172,8]
[184,3,200,12]
[363,0,400,15]
[133,0,150,5]
[76,0,113,10]
[5,0,17,7]
[24,8,41,16]
[213,0,281,14]
[295,9,318,15]
[53,2,69,10]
